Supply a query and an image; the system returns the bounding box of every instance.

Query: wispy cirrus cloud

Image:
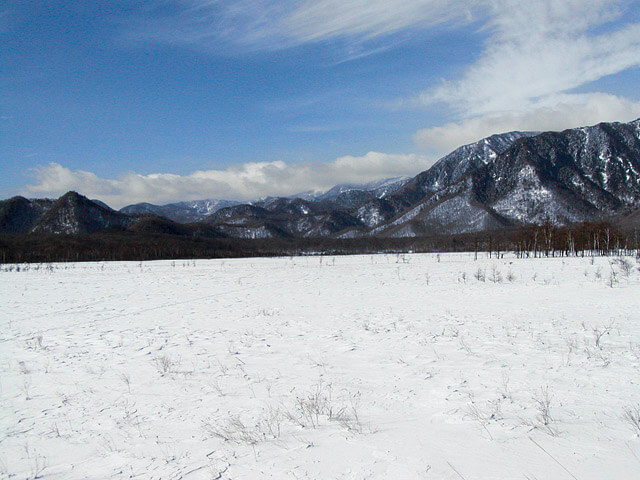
[420,1,640,116]
[411,0,640,152]
[281,0,477,43]
[13,0,640,208]
[128,1,640,134]
[126,0,479,54]
[25,152,432,209]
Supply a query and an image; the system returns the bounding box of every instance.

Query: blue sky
[2,0,640,208]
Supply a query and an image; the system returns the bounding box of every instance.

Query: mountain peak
[3,119,639,239]
[31,192,132,234]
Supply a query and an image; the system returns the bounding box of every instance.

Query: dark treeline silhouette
[512,222,639,258]
[0,222,638,264]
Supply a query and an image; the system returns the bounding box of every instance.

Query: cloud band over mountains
[26,152,432,209]
[17,0,640,207]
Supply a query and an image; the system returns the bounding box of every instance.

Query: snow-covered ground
[1,252,640,479]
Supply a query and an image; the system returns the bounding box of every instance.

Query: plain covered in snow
[1,252,640,479]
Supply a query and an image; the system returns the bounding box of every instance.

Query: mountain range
[2,119,639,238]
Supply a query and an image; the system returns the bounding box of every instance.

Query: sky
[2,0,640,209]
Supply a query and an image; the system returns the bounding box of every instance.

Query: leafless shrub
[506,270,516,282]
[23,445,47,479]
[97,435,121,454]
[153,354,179,376]
[565,336,578,354]
[282,406,306,429]
[457,335,474,355]
[49,422,62,438]
[210,380,225,396]
[284,382,365,434]
[474,267,486,282]
[499,372,512,402]
[204,383,365,445]
[205,406,285,445]
[330,392,363,433]
[216,359,229,375]
[593,324,613,349]
[260,406,284,438]
[120,373,131,393]
[533,387,559,436]
[293,383,332,428]
[30,454,47,479]
[204,416,262,445]
[623,405,640,436]
[618,257,634,276]
[465,403,494,440]
[489,264,503,283]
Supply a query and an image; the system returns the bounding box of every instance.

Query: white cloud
[30,0,640,207]
[414,93,640,153]
[129,0,477,53]
[282,0,475,43]
[132,1,640,148]
[410,1,640,152]
[25,152,433,209]
[420,0,640,116]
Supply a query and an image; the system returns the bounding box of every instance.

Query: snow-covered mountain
[316,177,409,201]
[3,119,639,238]
[371,119,640,237]
[120,199,241,223]
[30,192,134,235]
[117,179,408,226]
[202,120,640,238]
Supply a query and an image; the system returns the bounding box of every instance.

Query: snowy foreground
[2,253,640,479]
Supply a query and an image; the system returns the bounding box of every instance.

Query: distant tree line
[511,222,639,258]
[0,222,638,264]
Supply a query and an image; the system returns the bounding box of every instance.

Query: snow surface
[2,253,640,479]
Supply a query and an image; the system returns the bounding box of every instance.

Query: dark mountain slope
[3,119,639,240]
[0,196,55,234]
[31,192,135,234]
[475,120,640,224]
[128,216,227,238]
[370,119,640,237]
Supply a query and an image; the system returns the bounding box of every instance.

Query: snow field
[1,253,640,479]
